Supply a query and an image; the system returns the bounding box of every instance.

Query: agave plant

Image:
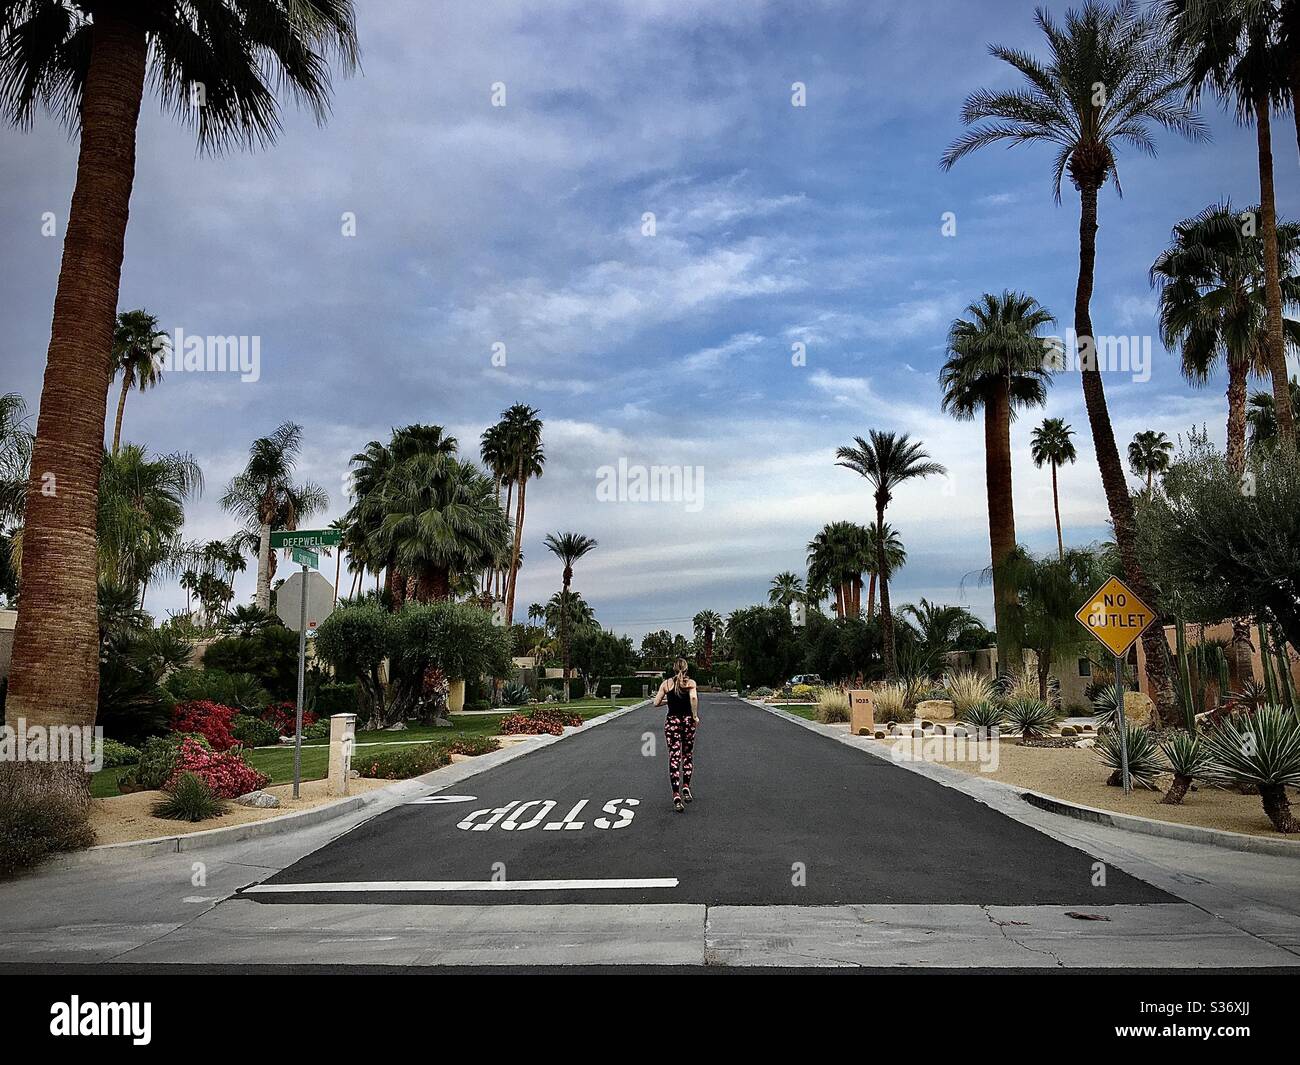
[960,699,1006,734]
[1227,679,1269,714]
[503,682,531,707]
[1090,683,1128,726]
[1158,730,1214,806]
[872,682,910,724]
[1096,723,1166,790]
[1002,697,1060,742]
[944,669,996,716]
[1200,708,1300,833]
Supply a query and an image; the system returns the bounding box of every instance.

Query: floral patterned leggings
[664,715,697,796]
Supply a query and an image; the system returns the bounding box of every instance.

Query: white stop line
[456,798,639,832]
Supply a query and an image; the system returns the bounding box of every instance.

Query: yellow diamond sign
[1075,576,1156,657]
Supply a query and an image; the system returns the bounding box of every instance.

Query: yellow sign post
[1075,576,1157,795]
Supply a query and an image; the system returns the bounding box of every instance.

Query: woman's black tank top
[665,683,693,717]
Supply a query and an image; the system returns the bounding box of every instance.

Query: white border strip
[244,877,678,893]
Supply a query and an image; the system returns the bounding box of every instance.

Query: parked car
[787,674,824,687]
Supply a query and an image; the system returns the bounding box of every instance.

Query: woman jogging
[653,657,699,812]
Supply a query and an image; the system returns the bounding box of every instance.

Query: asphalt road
[249,695,1170,907]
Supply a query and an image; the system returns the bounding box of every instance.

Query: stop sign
[276,570,335,632]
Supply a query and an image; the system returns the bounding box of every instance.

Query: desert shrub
[944,670,996,716]
[1159,730,1214,805]
[959,699,1006,732]
[503,682,532,705]
[1096,723,1166,790]
[0,765,95,878]
[448,736,501,757]
[357,742,452,780]
[170,700,238,751]
[816,688,851,724]
[873,683,910,724]
[901,675,929,709]
[258,701,317,737]
[790,683,816,701]
[1200,707,1300,832]
[751,685,776,698]
[167,736,269,799]
[99,739,140,769]
[999,672,1042,705]
[151,772,227,822]
[499,708,583,736]
[1002,697,1060,741]
[121,734,211,791]
[231,714,280,749]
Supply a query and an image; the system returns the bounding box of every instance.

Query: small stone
[348,769,360,778]
[920,720,934,730]
[874,730,887,740]
[911,728,925,739]
[933,724,947,735]
[235,790,280,809]
[385,721,407,731]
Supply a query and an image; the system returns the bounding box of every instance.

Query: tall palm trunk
[875,500,897,678]
[866,571,877,620]
[1226,357,1250,476]
[560,568,572,703]
[850,574,862,618]
[497,479,514,601]
[110,373,132,455]
[1051,462,1063,561]
[985,382,1021,675]
[1256,99,1296,446]
[332,547,341,606]
[255,519,272,610]
[1074,182,1179,726]
[7,15,147,739]
[505,474,527,625]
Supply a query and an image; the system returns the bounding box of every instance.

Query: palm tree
[1247,378,1300,453]
[901,599,987,659]
[221,423,328,611]
[1164,0,1295,445]
[1,2,357,745]
[1030,417,1078,560]
[479,420,512,597]
[940,291,1055,673]
[806,521,873,619]
[1128,430,1174,491]
[835,432,946,676]
[108,309,166,454]
[327,516,348,606]
[863,522,906,620]
[528,601,546,628]
[768,571,805,610]
[543,532,598,701]
[1150,202,1300,470]
[693,610,723,669]
[0,392,34,528]
[943,0,1201,721]
[500,404,544,626]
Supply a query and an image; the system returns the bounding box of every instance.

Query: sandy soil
[89,777,390,846]
[879,736,1300,839]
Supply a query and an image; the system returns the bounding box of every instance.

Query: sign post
[272,531,338,799]
[1074,575,1156,796]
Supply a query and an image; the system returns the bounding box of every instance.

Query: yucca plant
[1002,697,1060,742]
[150,773,228,823]
[1159,730,1214,806]
[944,669,996,716]
[816,688,851,724]
[873,682,910,724]
[1096,723,1166,790]
[1200,707,1300,832]
[960,699,1006,734]
[1090,683,1126,726]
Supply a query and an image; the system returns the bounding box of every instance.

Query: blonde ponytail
[673,657,690,692]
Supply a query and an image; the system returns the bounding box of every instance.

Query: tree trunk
[1037,647,1051,701]
[1256,99,1295,446]
[7,14,147,740]
[255,520,272,610]
[560,577,571,703]
[110,375,130,455]
[849,574,862,619]
[498,479,515,603]
[1051,462,1063,561]
[1161,775,1192,806]
[333,546,341,606]
[985,384,1020,675]
[876,500,896,678]
[866,571,876,620]
[1226,356,1249,474]
[1073,182,1180,726]
[1260,783,1298,832]
[505,475,526,625]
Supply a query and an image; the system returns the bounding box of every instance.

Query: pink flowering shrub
[170,700,238,752]
[165,737,269,799]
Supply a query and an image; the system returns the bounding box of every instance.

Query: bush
[1002,697,1060,741]
[873,683,910,724]
[170,700,238,751]
[203,624,300,700]
[464,700,490,712]
[99,739,140,769]
[164,668,269,713]
[1159,730,1213,805]
[959,699,1006,732]
[815,689,850,724]
[499,708,583,736]
[789,683,816,701]
[302,720,331,741]
[357,742,451,780]
[503,682,531,706]
[0,764,95,878]
[1090,684,1124,725]
[121,734,211,791]
[944,670,996,716]
[259,701,317,737]
[595,675,652,698]
[167,736,269,799]
[231,714,281,749]
[448,735,501,757]
[1096,723,1166,790]
[151,772,228,822]
[313,681,360,718]
[1201,707,1300,832]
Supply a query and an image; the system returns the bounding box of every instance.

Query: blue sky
[1,0,1296,640]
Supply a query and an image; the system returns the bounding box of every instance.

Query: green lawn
[90,697,642,798]
[770,702,819,720]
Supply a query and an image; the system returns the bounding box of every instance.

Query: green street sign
[291,547,319,568]
[271,529,341,550]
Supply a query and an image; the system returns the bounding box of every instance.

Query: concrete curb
[57,699,650,866]
[745,698,1300,861]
